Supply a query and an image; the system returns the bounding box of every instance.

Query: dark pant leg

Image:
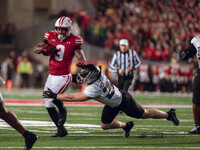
[119,90,144,119]
[123,79,132,91]
[101,105,120,124]
[192,69,200,105]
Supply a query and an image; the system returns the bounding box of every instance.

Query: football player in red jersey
[34,16,87,137]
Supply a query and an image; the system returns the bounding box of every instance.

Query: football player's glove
[179,44,196,60]
[43,88,57,99]
[42,44,57,56]
[76,59,87,68]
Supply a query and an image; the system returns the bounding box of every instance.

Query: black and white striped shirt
[108,49,141,77]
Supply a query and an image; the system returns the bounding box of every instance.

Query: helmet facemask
[55,27,70,42]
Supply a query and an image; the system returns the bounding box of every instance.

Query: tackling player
[43,64,179,138]
[34,16,87,137]
[179,35,200,134]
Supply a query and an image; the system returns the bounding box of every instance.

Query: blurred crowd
[99,57,194,93]
[134,58,194,93]
[0,50,46,89]
[88,0,200,61]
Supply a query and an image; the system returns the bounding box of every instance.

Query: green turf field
[0,90,198,150]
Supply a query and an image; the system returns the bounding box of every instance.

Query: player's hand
[127,67,133,72]
[76,59,87,68]
[43,88,57,99]
[34,47,43,54]
[118,68,125,75]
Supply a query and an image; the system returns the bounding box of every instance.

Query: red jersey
[44,31,83,75]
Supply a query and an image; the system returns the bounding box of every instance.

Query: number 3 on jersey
[55,44,65,61]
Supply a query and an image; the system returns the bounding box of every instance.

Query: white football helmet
[54,16,73,41]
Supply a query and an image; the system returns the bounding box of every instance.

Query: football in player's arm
[43,64,179,138]
[179,35,200,134]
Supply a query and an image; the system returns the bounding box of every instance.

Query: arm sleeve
[133,51,141,69]
[44,32,52,43]
[108,53,118,73]
[74,46,82,51]
[74,36,83,47]
[83,85,100,98]
[43,39,48,44]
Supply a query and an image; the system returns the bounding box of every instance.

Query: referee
[108,39,141,91]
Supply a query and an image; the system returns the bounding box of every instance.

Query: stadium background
[0,1,200,149]
[0,0,199,92]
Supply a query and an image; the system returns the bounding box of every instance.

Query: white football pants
[44,73,72,108]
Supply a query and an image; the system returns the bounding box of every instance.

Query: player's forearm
[75,49,86,61]
[57,93,87,102]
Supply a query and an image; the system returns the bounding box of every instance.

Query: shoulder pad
[191,35,200,45]
[44,31,55,40]
[191,35,200,51]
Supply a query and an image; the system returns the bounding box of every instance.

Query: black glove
[43,88,57,99]
[179,50,188,60]
[179,44,196,60]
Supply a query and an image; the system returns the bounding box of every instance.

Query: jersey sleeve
[74,36,83,47]
[191,35,200,51]
[44,31,53,43]
[83,85,101,98]
[108,53,118,73]
[133,51,141,69]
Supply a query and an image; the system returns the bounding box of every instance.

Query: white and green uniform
[191,35,200,68]
[83,72,144,124]
[83,73,122,108]
[191,35,200,105]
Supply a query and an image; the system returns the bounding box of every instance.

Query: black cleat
[189,125,200,134]
[167,108,179,126]
[58,107,67,126]
[123,121,134,138]
[51,126,68,137]
[24,131,38,150]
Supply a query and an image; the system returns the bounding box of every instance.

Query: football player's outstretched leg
[0,96,37,150]
[101,119,135,138]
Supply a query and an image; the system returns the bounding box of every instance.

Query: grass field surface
[0,89,198,150]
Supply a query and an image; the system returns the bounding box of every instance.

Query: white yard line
[0,146,199,149]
